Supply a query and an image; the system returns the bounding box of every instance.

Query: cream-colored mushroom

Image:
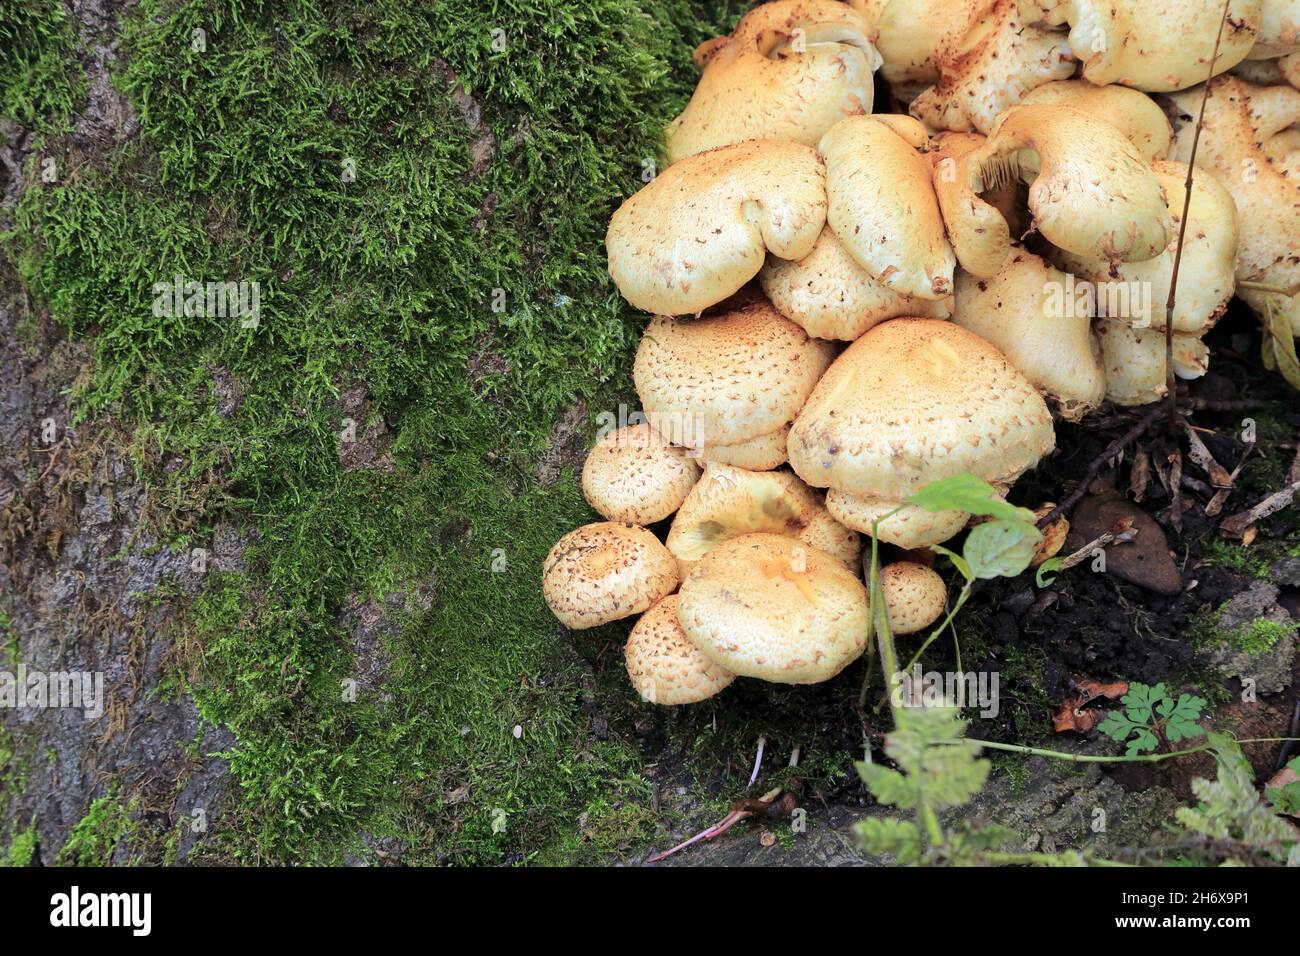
[625,595,735,705]
[666,463,859,576]
[1056,0,1260,91]
[542,522,679,629]
[938,104,1172,278]
[953,252,1106,420]
[606,140,826,316]
[868,0,991,95]
[827,490,970,549]
[1250,0,1300,57]
[760,228,952,340]
[633,299,836,453]
[819,115,956,300]
[877,561,948,636]
[1094,319,1210,406]
[1019,81,1173,161]
[581,424,701,525]
[910,0,1076,134]
[697,423,792,471]
[788,319,1056,500]
[666,0,881,163]
[677,533,869,684]
[1170,77,1300,339]
[1050,160,1239,335]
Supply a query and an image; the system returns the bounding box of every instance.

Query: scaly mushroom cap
[1019,81,1173,161]
[1059,0,1259,92]
[871,0,992,89]
[698,424,792,471]
[581,424,702,525]
[878,561,948,636]
[952,252,1106,421]
[819,115,956,300]
[606,140,827,316]
[788,319,1056,499]
[827,490,970,549]
[1050,160,1239,334]
[666,463,860,576]
[941,104,1173,277]
[677,533,869,684]
[1252,0,1300,57]
[634,299,836,449]
[910,0,1076,134]
[760,228,953,340]
[666,0,881,163]
[625,595,735,705]
[542,522,679,629]
[1170,77,1300,337]
[1094,320,1210,406]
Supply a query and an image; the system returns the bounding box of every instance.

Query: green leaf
[1097,710,1141,743]
[907,474,1037,522]
[1125,728,1160,756]
[1162,694,1207,743]
[855,762,919,809]
[963,520,1042,580]
[856,817,922,864]
[1035,556,1063,588]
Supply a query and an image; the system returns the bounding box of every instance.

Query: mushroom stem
[748,736,767,788]
[1165,0,1234,431]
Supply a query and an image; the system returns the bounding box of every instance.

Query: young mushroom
[633,299,835,455]
[581,423,701,525]
[1049,160,1239,336]
[877,561,948,636]
[1094,320,1211,406]
[788,318,1056,502]
[606,140,827,316]
[676,533,870,684]
[910,0,1076,134]
[542,522,679,629]
[953,251,1106,421]
[666,0,881,163]
[1052,0,1260,92]
[666,463,860,576]
[1018,80,1173,161]
[937,104,1172,278]
[819,115,956,300]
[826,490,970,549]
[760,229,952,341]
[625,595,736,705]
[697,423,793,471]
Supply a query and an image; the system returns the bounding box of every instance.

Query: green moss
[0,0,84,131]
[3,823,37,867]
[58,793,138,866]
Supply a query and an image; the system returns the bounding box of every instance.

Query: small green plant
[1098,682,1207,756]
[1266,757,1300,818]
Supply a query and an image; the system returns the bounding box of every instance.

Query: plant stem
[905,582,971,672]
[955,737,1300,764]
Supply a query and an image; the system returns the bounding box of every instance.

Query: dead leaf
[1220,481,1300,538]
[1075,678,1129,702]
[1053,677,1129,734]
[1184,425,1233,488]
[1130,446,1151,502]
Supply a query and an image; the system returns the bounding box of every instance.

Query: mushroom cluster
[543,0,1300,705]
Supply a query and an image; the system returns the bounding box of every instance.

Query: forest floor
[0,0,1297,866]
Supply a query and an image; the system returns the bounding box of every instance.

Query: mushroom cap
[1049,160,1239,335]
[910,0,1076,134]
[760,228,953,340]
[1252,0,1300,57]
[542,522,679,629]
[788,319,1056,500]
[634,299,836,448]
[872,0,990,87]
[819,115,956,300]
[1094,320,1210,406]
[878,561,948,636]
[625,595,736,705]
[666,0,881,163]
[1019,80,1172,161]
[1170,78,1300,333]
[666,463,860,576]
[953,251,1106,420]
[827,489,969,548]
[698,423,791,471]
[606,139,827,316]
[1063,0,1259,92]
[581,424,702,525]
[942,104,1173,277]
[677,533,869,683]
